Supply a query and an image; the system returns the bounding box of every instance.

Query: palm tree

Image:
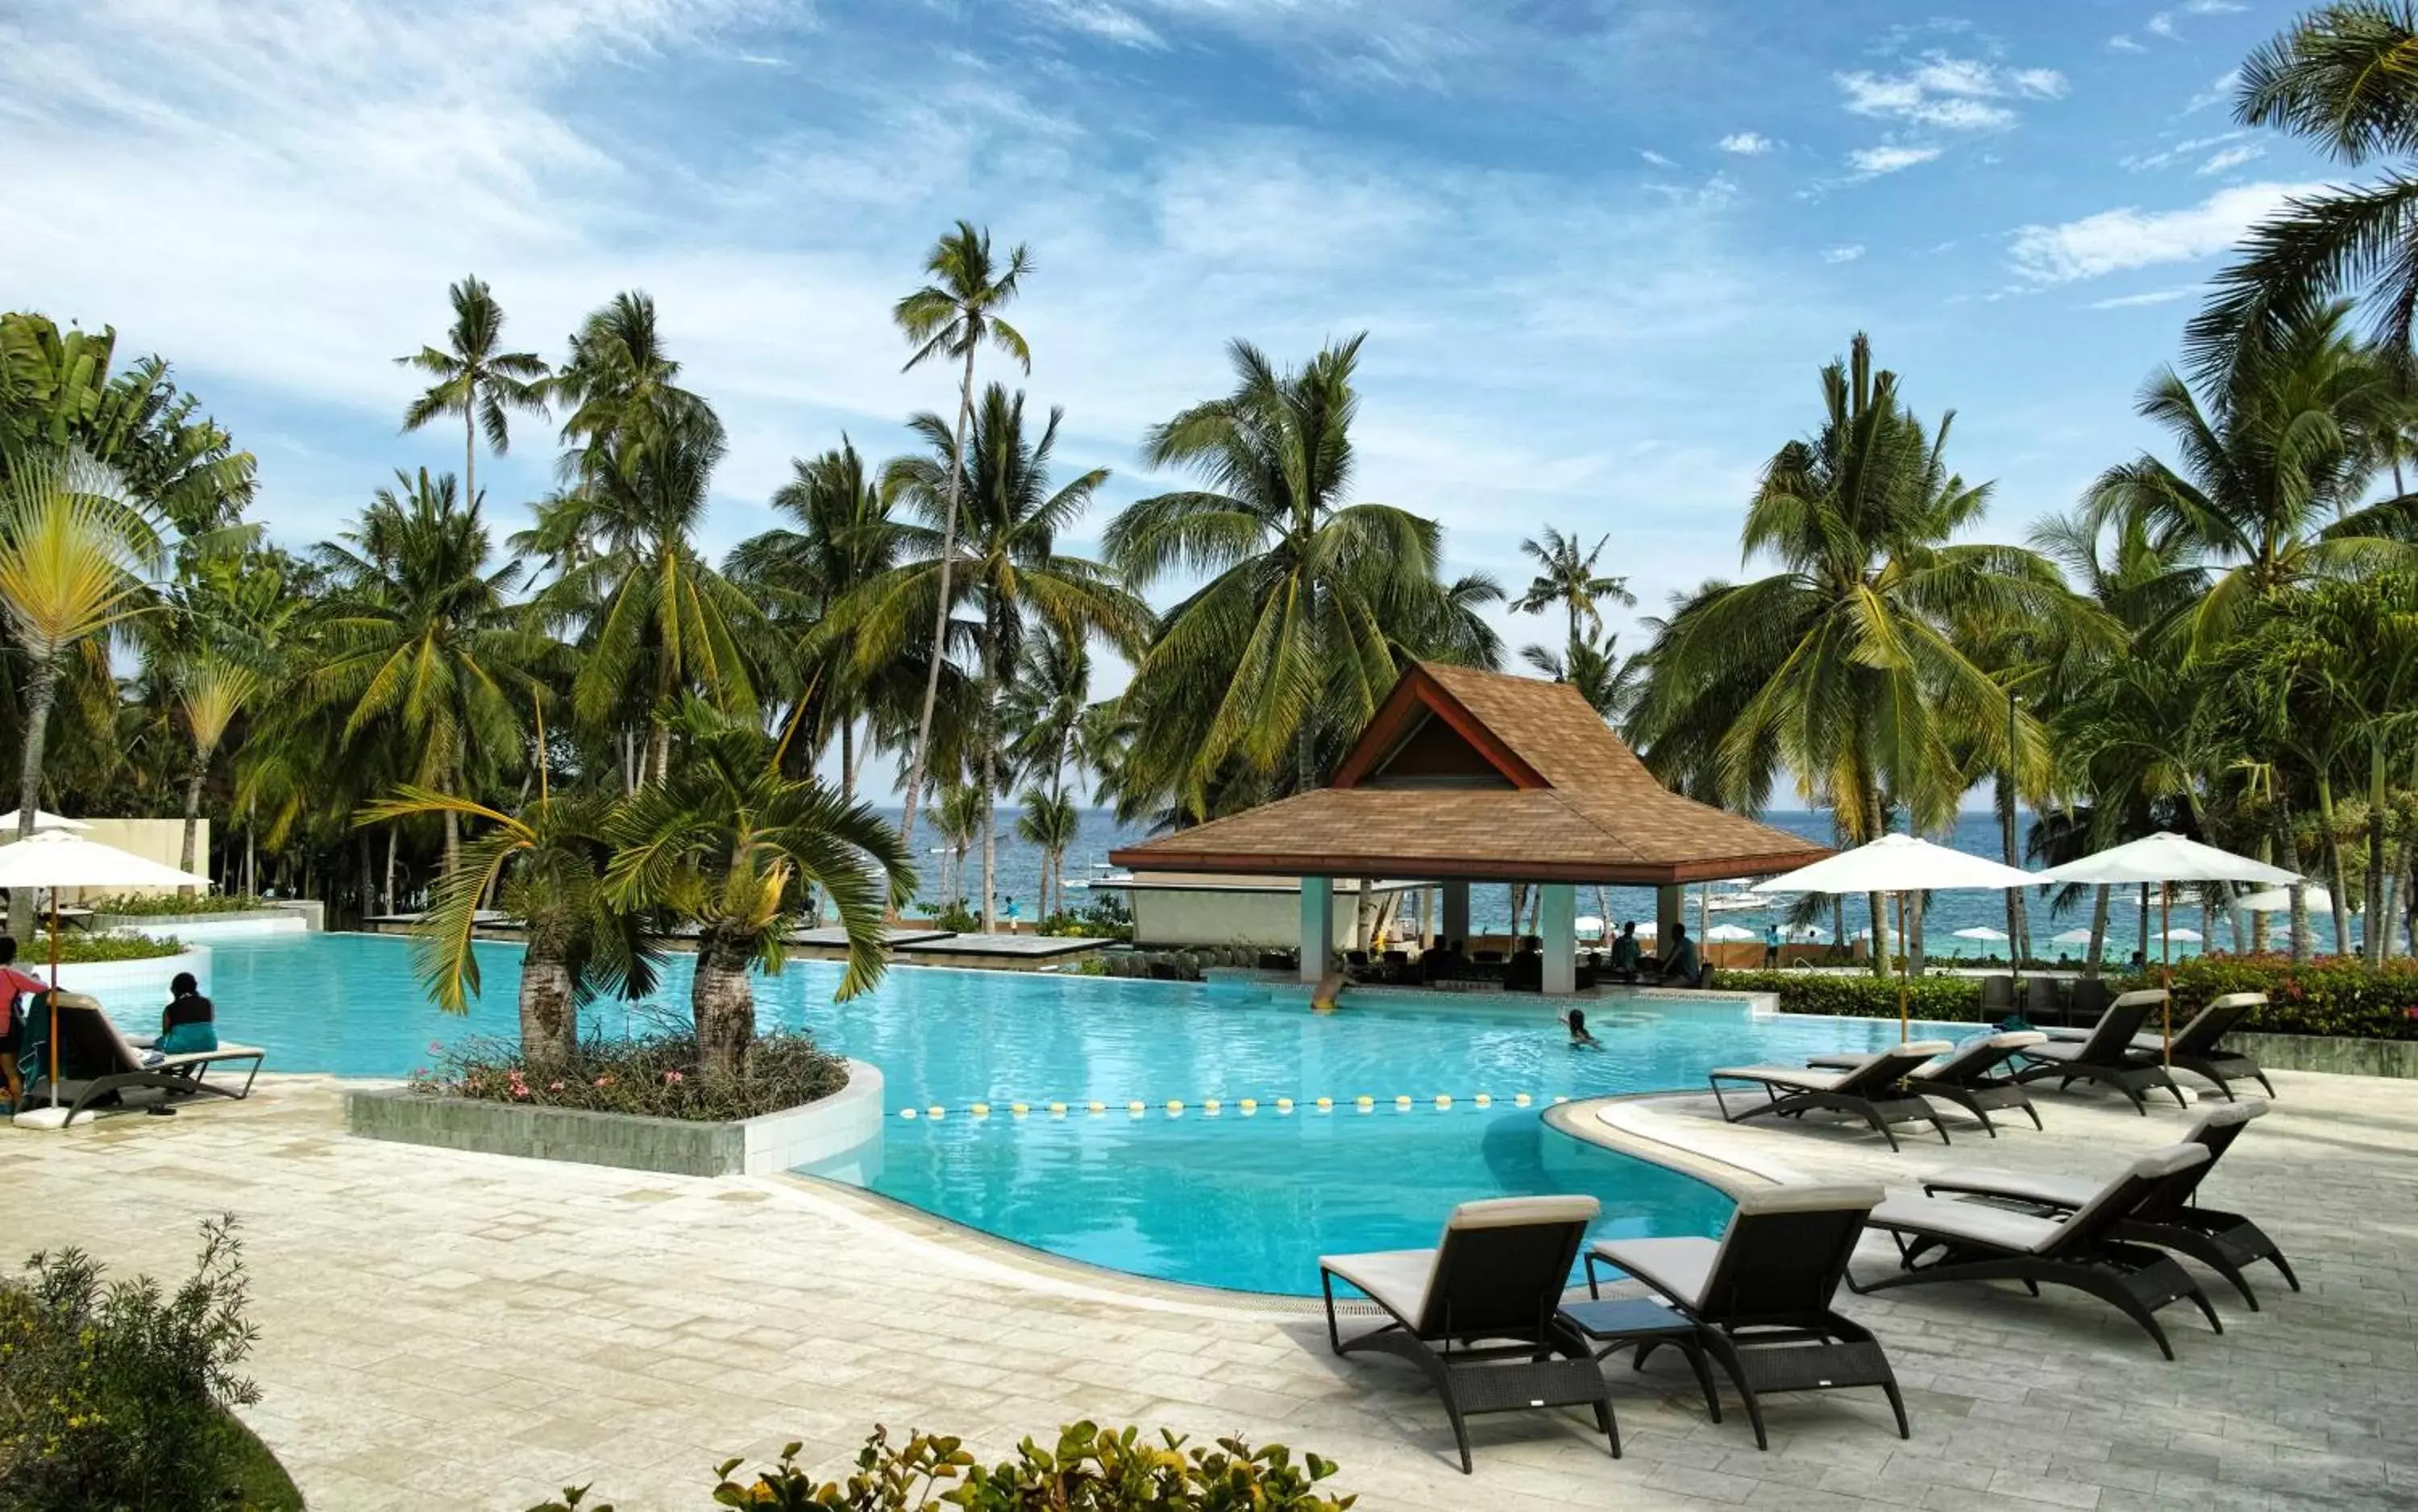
[311,469,530,876]
[1015,787,1080,920]
[361,782,656,1063]
[891,223,1034,856]
[727,440,901,800]
[1003,627,1092,811]
[0,449,158,937]
[397,276,550,509]
[602,705,914,1074]
[2092,300,2417,655]
[1106,335,1454,816]
[1511,527,1633,648]
[150,550,300,889]
[1628,334,2065,972]
[2189,4,2418,373]
[859,385,1145,929]
[1521,629,1640,724]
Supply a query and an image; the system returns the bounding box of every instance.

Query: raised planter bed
[90,906,310,939]
[46,945,211,996]
[2231,1031,2418,1080]
[344,1058,885,1178]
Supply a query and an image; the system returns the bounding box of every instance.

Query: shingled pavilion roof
[1107,661,1830,886]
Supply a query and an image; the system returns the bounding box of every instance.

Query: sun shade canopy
[0,829,213,891]
[1751,833,2034,896]
[1107,662,1832,885]
[2034,833,2298,887]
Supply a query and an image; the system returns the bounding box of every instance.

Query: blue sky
[0,0,2339,795]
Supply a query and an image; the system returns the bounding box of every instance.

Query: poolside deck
[6,1071,2412,1510]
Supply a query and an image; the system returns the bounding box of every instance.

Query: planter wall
[2230,1031,2418,1080]
[91,908,309,940]
[345,1058,885,1178]
[46,945,211,998]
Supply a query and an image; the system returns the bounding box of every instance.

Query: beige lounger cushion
[1868,1192,2067,1255]
[1925,1167,2102,1209]
[152,1043,264,1071]
[1589,1236,1718,1311]
[1444,1194,1600,1231]
[1711,1064,1851,1091]
[1318,1248,1438,1323]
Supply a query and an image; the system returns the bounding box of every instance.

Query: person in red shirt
[0,936,50,1107]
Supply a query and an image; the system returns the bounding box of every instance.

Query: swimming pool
[106,936,1968,1295]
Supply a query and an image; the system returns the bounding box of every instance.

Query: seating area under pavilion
[1110,662,1832,996]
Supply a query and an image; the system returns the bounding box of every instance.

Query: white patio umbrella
[0,809,89,833]
[1952,925,2010,941]
[1704,923,1757,942]
[2236,884,2331,914]
[1754,834,2034,1037]
[2158,927,2204,944]
[0,831,211,1130]
[2050,928,2100,948]
[2034,832,2298,1058]
[1575,915,1606,939]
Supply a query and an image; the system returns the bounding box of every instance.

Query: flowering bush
[410,1031,849,1121]
[2111,955,2418,1041]
[530,1422,1354,1511]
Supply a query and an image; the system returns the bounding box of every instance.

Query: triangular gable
[1330,663,1550,791]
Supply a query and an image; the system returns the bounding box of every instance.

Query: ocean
[883,807,2341,960]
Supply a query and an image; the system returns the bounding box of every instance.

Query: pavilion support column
[1540,883,1577,996]
[1440,879,1471,946]
[1300,876,1335,984]
[1656,883,1684,963]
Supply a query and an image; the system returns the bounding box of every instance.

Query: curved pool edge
[1544,1091,1787,1194]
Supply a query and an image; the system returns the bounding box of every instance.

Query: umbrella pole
[2160,883,2172,1064]
[1895,891,1909,1042]
[46,895,58,1112]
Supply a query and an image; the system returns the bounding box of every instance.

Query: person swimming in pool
[1563,1007,1601,1049]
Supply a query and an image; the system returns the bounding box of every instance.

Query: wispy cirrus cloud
[1718,131,1774,155]
[2198,143,2263,174]
[1847,143,1942,176]
[1822,244,1866,264]
[1836,53,2067,133]
[2008,181,2319,285]
[2086,285,2197,309]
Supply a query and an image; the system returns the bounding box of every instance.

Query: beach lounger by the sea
[1851,1144,2225,1358]
[1586,1182,1906,1450]
[1319,1196,1617,1473]
[1811,1030,2047,1136]
[1916,1099,2295,1309]
[2013,990,2184,1114]
[1708,1041,1957,1151]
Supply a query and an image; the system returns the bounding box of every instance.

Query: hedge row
[1713,956,2418,1041]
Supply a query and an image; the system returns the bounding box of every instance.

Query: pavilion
[1107,661,1831,995]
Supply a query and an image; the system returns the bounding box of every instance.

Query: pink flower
[664,1070,684,1085]
[594,1075,613,1088]
[548,1080,564,1092]
[428,1041,442,1053]
[411,1067,426,1078]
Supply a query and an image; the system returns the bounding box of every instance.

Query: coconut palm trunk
[179,754,208,897]
[1996,773,2028,962]
[2314,775,2352,955]
[2088,885,2111,977]
[2366,740,2390,966]
[518,945,579,1065]
[900,344,976,855]
[9,656,61,941]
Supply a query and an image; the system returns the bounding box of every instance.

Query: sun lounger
[19,994,264,1126]
[1320,1196,1617,1473]
[2021,974,2063,1026]
[1980,974,2015,1019]
[1585,1182,1905,1450]
[2012,990,2184,1113]
[2045,992,2273,1101]
[1708,1041,1958,1151]
[1916,1099,2295,1309]
[1812,1031,2047,1136]
[1851,1144,2225,1358]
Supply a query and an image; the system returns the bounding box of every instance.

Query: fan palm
[360,783,656,1063]
[0,449,159,934]
[891,222,1033,854]
[602,705,914,1074]
[151,551,301,888]
[1629,334,2065,971]
[856,385,1145,929]
[1511,527,1632,647]
[1106,335,1452,816]
[310,469,530,875]
[396,276,550,509]
[2092,299,2418,656]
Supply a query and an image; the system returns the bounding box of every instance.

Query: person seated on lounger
[1563,1007,1602,1049]
[152,972,218,1056]
[0,937,45,1107]
[1607,922,1642,982]
[1651,924,1701,985]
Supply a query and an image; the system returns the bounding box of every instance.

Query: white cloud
[2146,12,2180,39]
[1717,131,1772,155]
[2008,181,2321,285]
[1639,147,1677,168]
[2198,143,2263,174]
[2185,69,2240,113]
[1848,143,1942,175]
[1821,244,1865,264]
[1028,0,1165,49]
[1838,52,2066,132]
[2108,34,2146,52]
[2121,130,2244,171]
[735,52,786,66]
[2086,286,2196,309]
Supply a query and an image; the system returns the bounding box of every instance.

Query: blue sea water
[106,935,1976,1295]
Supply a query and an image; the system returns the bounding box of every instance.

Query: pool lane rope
[895,1092,1567,1120]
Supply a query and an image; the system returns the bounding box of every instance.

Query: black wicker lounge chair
[1707,1041,1958,1151]
[1319,1196,1617,1473]
[2013,990,2184,1113]
[1586,1182,1905,1450]
[1916,1098,2295,1309]
[19,993,263,1126]
[1811,1030,2047,1136]
[1851,1144,2225,1358]
[2046,992,2272,1101]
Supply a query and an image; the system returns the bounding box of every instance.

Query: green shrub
[2112,956,2418,1041]
[0,1215,279,1512]
[934,899,979,933]
[1711,970,1989,1023]
[37,930,185,963]
[533,1422,1353,1511]
[411,1030,850,1121]
[86,892,274,918]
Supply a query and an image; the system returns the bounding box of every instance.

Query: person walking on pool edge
[1002,895,1020,934]
[1764,920,1780,968]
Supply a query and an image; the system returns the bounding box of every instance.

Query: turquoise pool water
[108,936,1970,1295]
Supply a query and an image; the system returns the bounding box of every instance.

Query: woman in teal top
[156,972,218,1055]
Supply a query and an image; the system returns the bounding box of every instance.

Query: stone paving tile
[8,1068,2417,1511]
